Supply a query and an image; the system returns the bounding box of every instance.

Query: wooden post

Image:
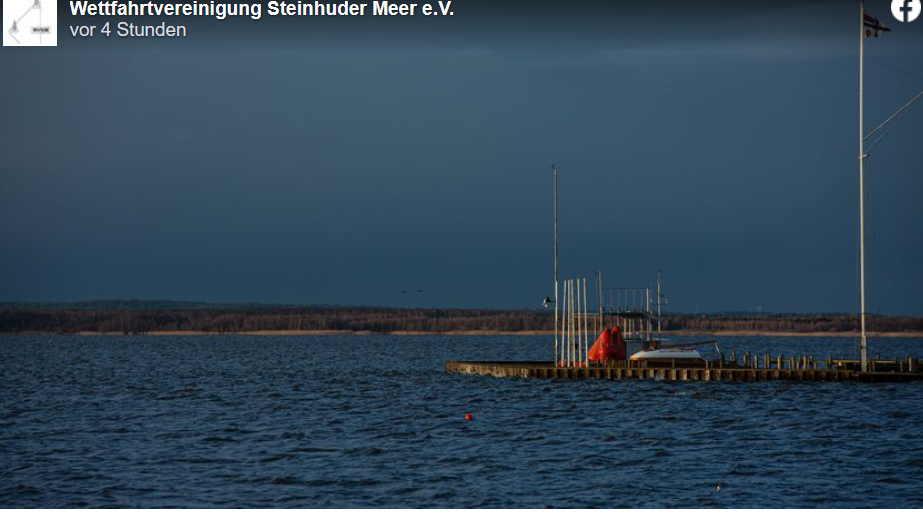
[568,279,572,368]
[570,280,575,368]
[583,278,589,368]
[561,279,567,367]
[571,280,576,368]
[565,280,571,367]
[555,280,567,367]
[564,280,570,367]
[575,278,581,367]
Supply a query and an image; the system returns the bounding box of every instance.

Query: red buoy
[464,413,473,421]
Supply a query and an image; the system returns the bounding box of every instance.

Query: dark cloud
[1,0,921,312]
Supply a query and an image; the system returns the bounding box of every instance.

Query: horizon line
[0,299,918,318]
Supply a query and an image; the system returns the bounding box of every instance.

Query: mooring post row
[446,358,922,382]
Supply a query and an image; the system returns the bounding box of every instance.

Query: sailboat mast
[656,270,663,342]
[859,0,868,372]
[553,165,559,366]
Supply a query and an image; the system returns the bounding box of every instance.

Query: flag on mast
[864,12,891,38]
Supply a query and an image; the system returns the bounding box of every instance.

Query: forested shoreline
[1,301,922,335]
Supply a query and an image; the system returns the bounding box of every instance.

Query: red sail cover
[588,326,626,361]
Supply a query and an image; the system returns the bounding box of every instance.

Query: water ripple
[1,334,922,507]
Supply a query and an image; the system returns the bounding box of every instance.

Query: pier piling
[445,359,923,383]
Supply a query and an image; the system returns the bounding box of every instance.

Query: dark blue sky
[1,1,922,313]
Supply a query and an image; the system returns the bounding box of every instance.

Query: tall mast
[859,0,868,372]
[597,270,603,330]
[553,164,559,366]
[656,270,663,342]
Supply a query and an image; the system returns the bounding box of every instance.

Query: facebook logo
[892,0,922,22]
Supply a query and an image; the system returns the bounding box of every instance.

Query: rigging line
[866,108,908,153]
[864,87,923,143]
[866,56,923,83]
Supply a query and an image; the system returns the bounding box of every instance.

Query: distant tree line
[663,313,923,333]
[1,302,922,334]
[0,306,549,334]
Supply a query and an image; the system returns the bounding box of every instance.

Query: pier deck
[445,360,923,382]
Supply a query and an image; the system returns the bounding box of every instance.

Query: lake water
[2,335,923,508]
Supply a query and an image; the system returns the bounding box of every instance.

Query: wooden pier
[446,357,923,383]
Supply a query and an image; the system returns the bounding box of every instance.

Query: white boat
[547,171,718,367]
[629,348,703,361]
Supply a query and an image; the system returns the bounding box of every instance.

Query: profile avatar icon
[5,0,54,46]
